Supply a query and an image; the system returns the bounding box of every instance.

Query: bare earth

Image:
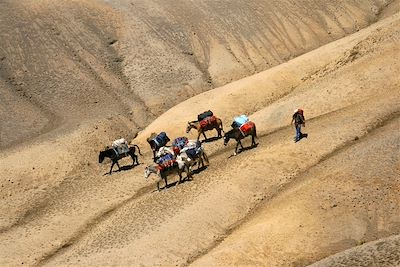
[0,0,399,266]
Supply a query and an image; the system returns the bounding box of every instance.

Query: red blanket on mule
[239,121,255,136]
[156,153,176,171]
[200,115,217,128]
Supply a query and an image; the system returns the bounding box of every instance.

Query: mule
[186,117,224,141]
[223,123,257,156]
[144,159,191,191]
[99,145,142,175]
[156,139,198,158]
[177,146,209,174]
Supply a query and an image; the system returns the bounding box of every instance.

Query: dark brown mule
[147,132,170,161]
[99,145,142,175]
[186,117,224,141]
[223,123,257,156]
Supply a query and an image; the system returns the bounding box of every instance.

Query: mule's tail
[134,144,142,155]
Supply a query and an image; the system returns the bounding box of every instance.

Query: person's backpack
[198,110,214,121]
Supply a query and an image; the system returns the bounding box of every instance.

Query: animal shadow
[228,143,259,158]
[201,136,221,143]
[161,175,192,190]
[191,165,208,175]
[238,143,259,153]
[103,163,140,176]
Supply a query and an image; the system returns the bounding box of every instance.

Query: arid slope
[0,0,395,149]
[0,1,399,267]
[0,12,398,267]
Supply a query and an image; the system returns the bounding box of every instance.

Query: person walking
[291,109,305,142]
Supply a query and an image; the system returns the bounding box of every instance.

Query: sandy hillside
[0,0,394,149]
[0,0,399,266]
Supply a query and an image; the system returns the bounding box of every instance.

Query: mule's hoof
[233,152,237,156]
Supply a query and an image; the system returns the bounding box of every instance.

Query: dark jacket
[293,112,305,126]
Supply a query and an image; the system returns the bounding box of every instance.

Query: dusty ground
[0,0,399,266]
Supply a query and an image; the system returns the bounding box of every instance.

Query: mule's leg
[109,161,115,175]
[234,142,240,155]
[198,157,203,169]
[164,176,168,190]
[130,154,136,166]
[237,140,244,153]
[176,172,182,186]
[152,150,157,162]
[116,161,121,171]
[203,152,209,165]
[186,165,193,180]
[217,126,222,138]
[202,131,207,141]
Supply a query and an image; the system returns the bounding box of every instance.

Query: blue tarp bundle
[172,137,189,150]
[153,132,170,146]
[232,115,249,128]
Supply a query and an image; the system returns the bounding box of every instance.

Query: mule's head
[147,133,157,143]
[223,134,230,146]
[99,151,106,163]
[147,140,158,152]
[144,165,157,179]
[144,166,151,179]
[186,122,193,133]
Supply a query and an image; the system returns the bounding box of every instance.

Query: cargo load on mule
[111,138,129,156]
[239,121,255,136]
[99,139,141,175]
[199,115,217,129]
[183,147,201,159]
[180,140,202,159]
[224,118,257,156]
[147,132,171,161]
[153,132,170,147]
[197,110,214,121]
[186,111,224,141]
[155,153,176,171]
[172,137,189,154]
[231,114,249,129]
